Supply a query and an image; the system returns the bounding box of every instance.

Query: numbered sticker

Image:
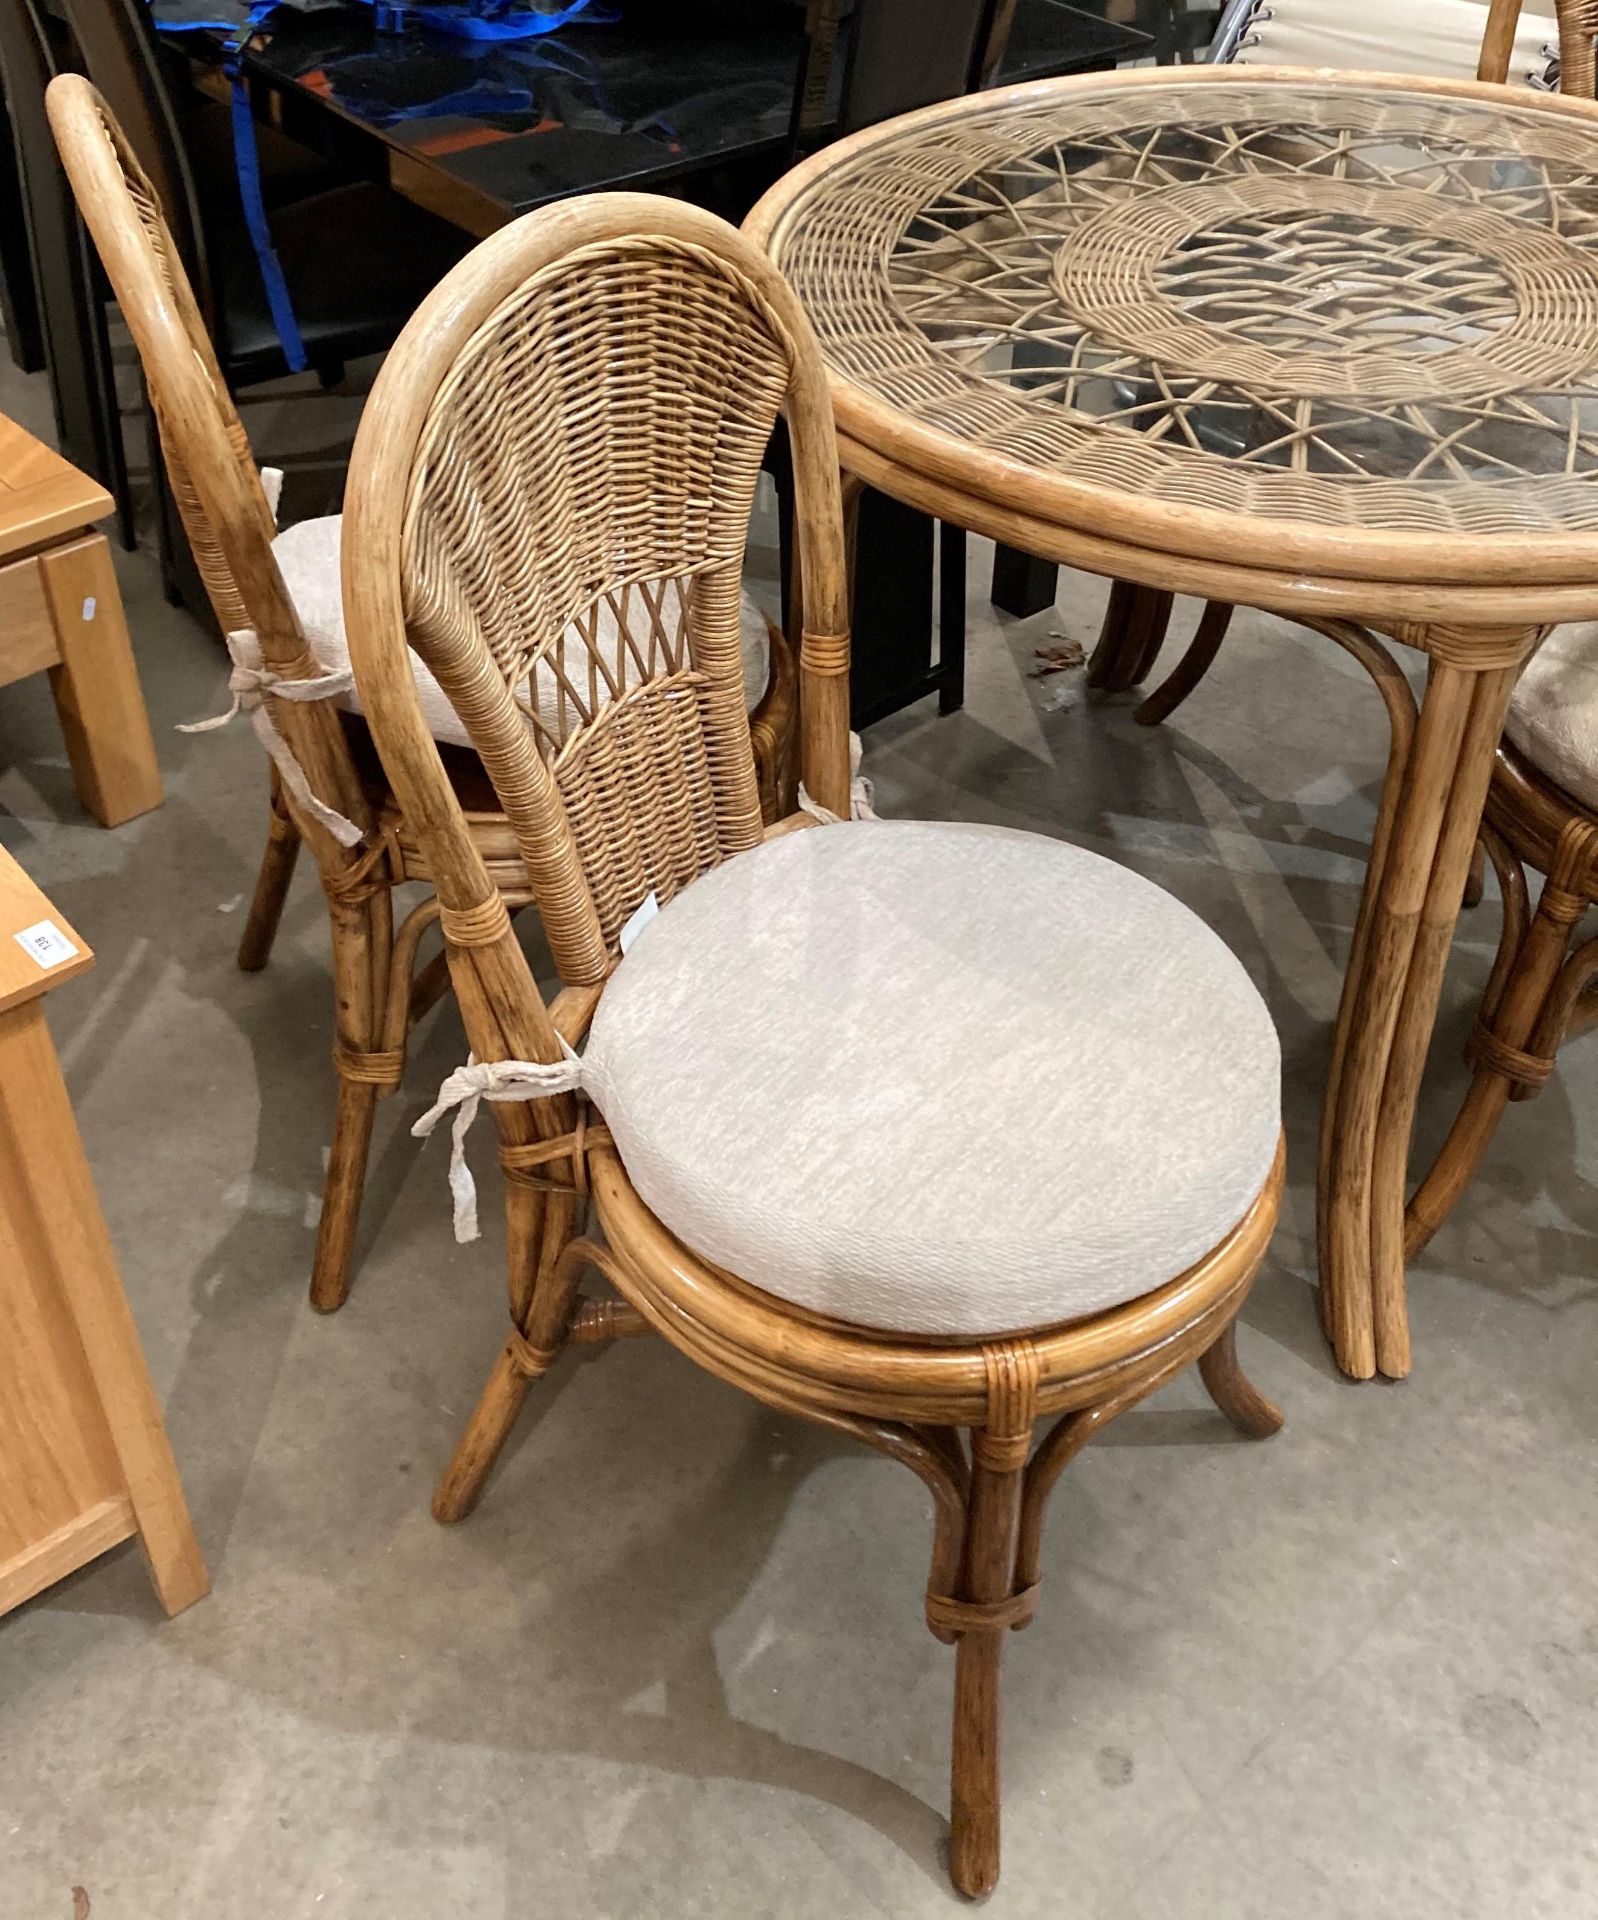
[13,919,79,970]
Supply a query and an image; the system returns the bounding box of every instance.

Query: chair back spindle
[1479,0,1595,88]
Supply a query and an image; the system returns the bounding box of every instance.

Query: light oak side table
[0,411,162,826]
[0,847,206,1617]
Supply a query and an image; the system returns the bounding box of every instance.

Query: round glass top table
[746,65,1598,1380]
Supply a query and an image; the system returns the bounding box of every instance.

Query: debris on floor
[1032,636,1086,675]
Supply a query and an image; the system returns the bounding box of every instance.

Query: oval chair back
[46,73,366,852]
[342,194,851,998]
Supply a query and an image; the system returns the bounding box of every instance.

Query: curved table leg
[1087,581,1174,690]
[1135,600,1234,726]
[1319,629,1533,1379]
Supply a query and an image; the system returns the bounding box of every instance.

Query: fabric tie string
[799,731,879,825]
[412,1041,587,1242]
[179,628,362,846]
[259,465,284,525]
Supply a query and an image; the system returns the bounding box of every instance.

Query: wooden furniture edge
[0,999,210,1616]
[0,845,94,1012]
[0,1492,136,1615]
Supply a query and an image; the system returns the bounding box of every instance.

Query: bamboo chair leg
[1462,838,1488,911]
[311,1077,380,1313]
[948,1440,1026,1899]
[1405,1071,1517,1259]
[432,1189,584,1523]
[1197,1318,1284,1438]
[1135,601,1235,727]
[309,890,394,1314]
[1405,867,1589,1257]
[236,786,302,972]
[1569,964,1598,1042]
[1087,581,1174,692]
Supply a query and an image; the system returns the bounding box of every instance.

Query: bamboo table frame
[746,64,1598,1379]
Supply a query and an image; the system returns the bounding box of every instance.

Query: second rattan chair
[47,75,794,1316]
[342,193,1288,1896]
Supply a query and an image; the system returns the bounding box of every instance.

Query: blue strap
[149,0,614,367]
[412,0,597,41]
[223,21,307,373]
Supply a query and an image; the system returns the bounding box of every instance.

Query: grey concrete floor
[0,343,1594,1920]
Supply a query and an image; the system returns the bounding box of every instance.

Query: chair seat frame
[437,1114,1285,1897]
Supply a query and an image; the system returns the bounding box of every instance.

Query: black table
[162,0,1151,719]
[1063,0,1218,62]
[227,0,1149,235]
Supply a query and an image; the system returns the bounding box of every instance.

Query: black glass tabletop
[189,0,1147,223]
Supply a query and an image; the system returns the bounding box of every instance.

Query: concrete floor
[0,342,1594,1920]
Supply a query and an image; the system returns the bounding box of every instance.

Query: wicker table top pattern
[748,66,1598,1381]
[751,65,1598,598]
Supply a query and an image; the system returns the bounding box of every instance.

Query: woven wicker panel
[554,671,728,945]
[771,77,1598,537]
[400,236,786,961]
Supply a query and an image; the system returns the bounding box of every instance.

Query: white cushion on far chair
[1505,623,1598,815]
[581,821,1282,1339]
[1228,0,1557,86]
[271,514,773,752]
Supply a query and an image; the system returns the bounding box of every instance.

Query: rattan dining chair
[1089,0,1590,719]
[1406,630,1597,1247]
[46,75,795,1317]
[342,192,1287,1896]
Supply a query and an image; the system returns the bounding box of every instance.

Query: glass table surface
[755,70,1598,578]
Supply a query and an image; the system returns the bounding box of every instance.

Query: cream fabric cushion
[271,515,772,751]
[1230,0,1556,84]
[581,821,1281,1338]
[1505,623,1598,814]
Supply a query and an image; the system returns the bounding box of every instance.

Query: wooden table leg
[990,541,1057,619]
[1318,627,1535,1379]
[1,997,208,1616]
[38,532,163,828]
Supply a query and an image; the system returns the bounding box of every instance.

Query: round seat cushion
[581,821,1281,1339]
[271,515,772,752]
[1505,623,1598,816]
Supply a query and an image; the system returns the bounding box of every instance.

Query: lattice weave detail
[773,78,1598,541]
